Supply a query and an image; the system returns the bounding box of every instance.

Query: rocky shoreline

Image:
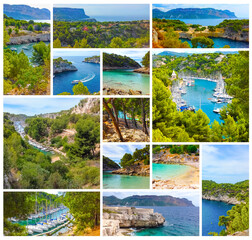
[133,67,150,74]
[103,87,143,95]
[7,33,50,45]
[53,58,78,74]
[112,162,149,176]
[202,194,242,205]
[103,206,165,236]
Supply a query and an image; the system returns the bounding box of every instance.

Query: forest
[203,180,249,236]
[4,192,100,236]
[103,53,141,68]
[119,145,150,168]
[152,19,249,48]
[153,145,199,155]
[3,15,51,95]
[152,51,249,142]
[103,98,150,142]
[4,99,100,189]
[53,20,149,48]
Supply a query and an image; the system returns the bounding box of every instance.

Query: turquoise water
[103,171,150,189]
[202,199,234,236]
[152,163,190,180]
[17,208,68,226]
[168,18,247,26]
[53,55,100,95]
[181,38,248,48]
[103,69,150,94]
[181,79,227,123]
[6,42,50,59]
[133,206,199,236]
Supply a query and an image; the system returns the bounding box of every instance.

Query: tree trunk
[103,99,124,142]
[111,99,119,124]
[141,99,149,136]
[121,99,129,128]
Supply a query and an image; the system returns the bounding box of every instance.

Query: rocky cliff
[103,156,120,171]
[202,194,241,205]
[103,206,165,236]
[53,57,78,74]
[153,8,236,19]
[4,4,50,20]
[83,56,100,64]
[104,195,194,207]
[71,98,100,115]
[53,8,91,21]
[7,33,50,45]
[112,161,149,176]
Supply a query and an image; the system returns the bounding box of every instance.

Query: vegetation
[103,52,140,68]
[153,145,198,155]
[4,99,100,189]
[153,18,249,48]
[53,20,149,48]
[152,51,249,142]
[203,180,249,236]
[4,192,62,236]
[141,51,150,68]
[4,191,99,236]
[64,192,100,235]
[120,145,150,168]
[103,156,120,170]
[103,98,150,142]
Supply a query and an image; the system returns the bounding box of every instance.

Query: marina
[171,72,233,123]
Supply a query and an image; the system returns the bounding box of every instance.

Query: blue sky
[54,50,99,57]
[103,191,199,207]
[54,4,149,21]
[103,144,147,164]
[153,4,249,18]
[4,98,83,116]
[202,145,249,183]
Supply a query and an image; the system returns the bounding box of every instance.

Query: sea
[6,41,50,59]
[181,38,249,48]
[202,199,234,236]
[103,171,150,189]
[53,55,100,95]
[103,69,150,94]
[152,163,190,180]
[133,206,199,236]
[181,79,227,124]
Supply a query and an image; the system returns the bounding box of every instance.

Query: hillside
[202,180,249,204]
[4,4,50,20]
[103,156,120,171]
[53,8,92,21]
[104,195,194,207]
[103,53,141,69]
[53,57,78,74]
[84,56,100,64]
[153,8,236,19]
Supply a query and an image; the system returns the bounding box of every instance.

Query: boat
[10,47,17,51]
[213,108,221,114]
[71,80,82,84]
[22,46,29,50]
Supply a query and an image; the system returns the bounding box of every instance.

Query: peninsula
[53,57,78,74]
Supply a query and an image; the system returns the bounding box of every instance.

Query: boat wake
[71,72,95,84]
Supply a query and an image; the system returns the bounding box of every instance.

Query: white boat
[32,226,43,233]
[10,47,17,51]
[71,80,82,84]
[213,108,221,114]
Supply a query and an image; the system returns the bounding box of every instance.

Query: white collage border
[0,0,251,239]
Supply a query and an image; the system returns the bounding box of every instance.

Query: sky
[5,4,50,11]
[103,191,199,207]
[202,145,249,184]
[103,144,147,164]
[54,4,149,21]
[153,4,249,18]
[4,98,83,116]
[104,50,147,64]
[54,50,99,57]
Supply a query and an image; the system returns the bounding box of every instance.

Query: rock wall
[7,33,50,45]
[53,59,78,74]
[202,194,241,205]
[103,206,165,236]
[153,152,199,164]
[71,98,100,115]
[112,161,149,176]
